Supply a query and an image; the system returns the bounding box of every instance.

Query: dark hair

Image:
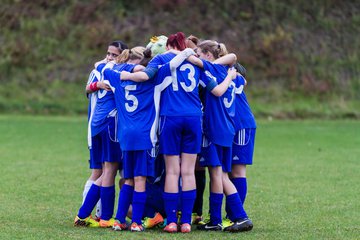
[166,32,186,51]
[187,35,199,46]
[139,48,152,67]
[234,62,247,78]
[109,40,129,53]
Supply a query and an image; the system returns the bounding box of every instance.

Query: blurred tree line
[0,0,359,117]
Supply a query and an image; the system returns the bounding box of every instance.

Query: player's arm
[210,68,237,97]
[97,81,112,91]
[169,48,196,70]
[121,48,195,82]
[85,69,101,94]
[186,55,203,68]
[214,53,237,66]
[120,71,149,82]
[120,54,162,82]
[86,81,98,93]
[133,65,145,72]
[86,80,111,92]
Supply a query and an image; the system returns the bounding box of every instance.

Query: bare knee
[231,164,246,178]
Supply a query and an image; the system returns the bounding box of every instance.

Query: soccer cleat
[130,222,144,232]
[142,212,164,229]
[74,215,100,227]
[197,222,222,231]
[222,217,233,228]
[113,220,129,231]
[163,222,178,233]
[223,218,253,232]
[202,214,210,224]
[191,213,205,225]
[157,218,167,228]
[180,223,191,233]
[90,215,101,222]
[99,218,115,228]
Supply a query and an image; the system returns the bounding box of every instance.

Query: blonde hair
[197,40,228,59]
[116,46,146,63]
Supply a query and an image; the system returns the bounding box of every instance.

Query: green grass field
[0,115,359,239]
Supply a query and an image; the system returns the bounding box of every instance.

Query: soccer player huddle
[74,32,257,234]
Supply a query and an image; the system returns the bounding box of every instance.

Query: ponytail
[198,40,228,59]
[218,43,228,58]
[116,49,130,63]
[166,32,186,50]
[116,46,146,64]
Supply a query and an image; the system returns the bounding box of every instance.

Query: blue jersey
[233,75,257,130]
[86,69,100,120]
[104,62,174,150]
[201,60,239,147]
[90,62,117,137]
[147,52,175,69]
[86,68,101,148]
[151,52,213,116]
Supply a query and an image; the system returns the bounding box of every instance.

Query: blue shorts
[122,149,155,179]
[159,116,202,155]
[232,128,256,165]
[199,137,232,172]
[91,118,122,164]
[89,135,103,169]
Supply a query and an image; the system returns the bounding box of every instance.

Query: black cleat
[197,222,222,231]
[223,218,253,232]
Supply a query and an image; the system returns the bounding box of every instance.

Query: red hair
[166,32,186,50]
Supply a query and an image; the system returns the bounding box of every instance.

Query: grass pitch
[0,115,358,239]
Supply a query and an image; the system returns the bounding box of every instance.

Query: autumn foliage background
[1,0,359,118]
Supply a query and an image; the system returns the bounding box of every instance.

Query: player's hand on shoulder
[97,81,111,91]
[120,71,131,80]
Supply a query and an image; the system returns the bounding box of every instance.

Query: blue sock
[115,184,134,223]
[209,192,223,225]
[181,189,196,224]
[100,185,115,220]
[226,193,248,221]
[163,192,179,224]
[78,184,101,219]
[225,198,233,220]
[232,177,247,204]
[132,191,147,224]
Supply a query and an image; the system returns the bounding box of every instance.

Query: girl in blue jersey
[100,46,197,232]
[186,40,253,232]
[74,41,128,228]
[230,64,256,208]
[81,41,125,222]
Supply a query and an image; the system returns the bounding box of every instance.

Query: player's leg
[113,151,134,231]
[179,116,202,232]
[130,150,154,232]
[159,116,182,233]
[197,141,223,231]
[230,128,256,205]
[179,153,197,232]
[99,121,121,227]
[222,145,253,232]
[83,135,103,220]
[163,154,180,231]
